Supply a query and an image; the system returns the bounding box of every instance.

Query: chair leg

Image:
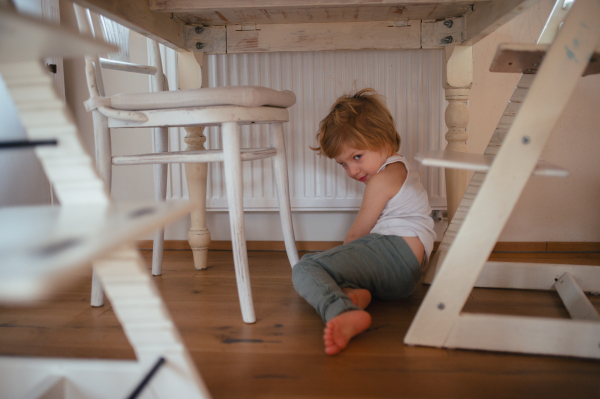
[269,123,299,267]
[90,109,111,307]
[184,126,211,270]
[151,126,168,276]
[92,110,112,188]
[222,122,255,324]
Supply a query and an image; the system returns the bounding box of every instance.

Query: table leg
[442,45,472,224]
[184,127,211,270]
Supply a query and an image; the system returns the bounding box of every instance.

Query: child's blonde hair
[312,88,400,158]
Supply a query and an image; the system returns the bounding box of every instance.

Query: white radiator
[163,49,447,211]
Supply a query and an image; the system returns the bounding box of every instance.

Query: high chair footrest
[415,150,569,177]
[0,201,194,303]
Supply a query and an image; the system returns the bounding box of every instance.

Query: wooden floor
[1,249,600,398]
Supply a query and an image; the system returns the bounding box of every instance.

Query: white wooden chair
[74,6,300,324]
[73,5,172,282]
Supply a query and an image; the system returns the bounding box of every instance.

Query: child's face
[334,143,392,184]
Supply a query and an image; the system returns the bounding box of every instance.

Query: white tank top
[370,155,436,268]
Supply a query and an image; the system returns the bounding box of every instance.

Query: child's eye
[354,155,362,160]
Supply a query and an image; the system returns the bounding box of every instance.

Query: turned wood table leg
[424,45,473,284]
[443,45,472,224]
[184,127,211,270]
[178,51,211,270]
[444,88,469,224]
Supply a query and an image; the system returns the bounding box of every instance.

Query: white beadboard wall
[161,48,447,211]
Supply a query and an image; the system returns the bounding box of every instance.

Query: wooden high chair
[74,5,300,323]
[407,0,600,359]
[0,7,210,397]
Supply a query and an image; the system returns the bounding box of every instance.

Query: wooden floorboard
[1,250,599,398]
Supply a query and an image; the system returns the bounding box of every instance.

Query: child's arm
[344,163,406,244]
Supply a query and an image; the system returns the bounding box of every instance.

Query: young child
[292,88,436,355]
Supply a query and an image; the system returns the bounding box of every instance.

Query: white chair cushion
[109,86,296,111]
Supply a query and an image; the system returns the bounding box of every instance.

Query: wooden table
[64,0,600,363]
[71,0,537,258]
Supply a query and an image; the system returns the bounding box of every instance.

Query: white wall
[0,79,51,207]
[61,0,600,243]
[0,0,53,208]
[469,0,600,242]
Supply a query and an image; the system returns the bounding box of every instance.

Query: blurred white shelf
[0,201,194,303]
[0,8,115,62]
[415,150,569,177]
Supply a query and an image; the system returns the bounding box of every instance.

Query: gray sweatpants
[291,233,422,322]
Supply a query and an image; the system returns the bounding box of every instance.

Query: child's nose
[348,165,359,177]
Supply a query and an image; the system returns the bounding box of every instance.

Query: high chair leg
[90,267,104,307]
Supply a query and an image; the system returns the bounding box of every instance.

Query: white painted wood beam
[149,0,488,13]
[474,262,600,292]
[463,0,539,46]
[554,273,600,321]
[444,314,600,359]
[226,21,421,53]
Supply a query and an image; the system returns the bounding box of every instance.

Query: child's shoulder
[378,157,408,181]
[367,159,407,199]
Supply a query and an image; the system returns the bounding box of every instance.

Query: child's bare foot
[323,310,371,355]
[342,288,372,309]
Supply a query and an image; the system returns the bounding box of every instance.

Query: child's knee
[291,257,321,293]
[291,261,307,290]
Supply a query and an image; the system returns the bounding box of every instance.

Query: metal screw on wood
[443,20,453,28]
[441,36,454,44]
[196,42,204,50]
[522,136,531,144]
[195,26,204,34]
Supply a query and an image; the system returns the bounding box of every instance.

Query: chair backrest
[73,5,166,101]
